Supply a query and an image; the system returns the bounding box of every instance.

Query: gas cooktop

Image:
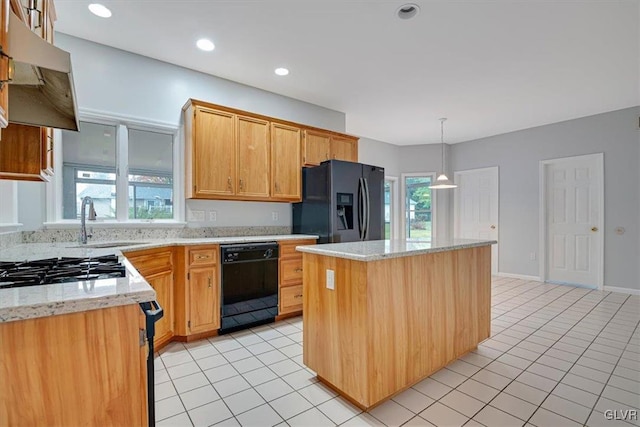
[0,255,126,289]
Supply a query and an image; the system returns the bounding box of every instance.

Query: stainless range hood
[7,11,79,131]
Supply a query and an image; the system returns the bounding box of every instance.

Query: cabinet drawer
[281,258,303,284]
[280,284,303,314]
[127,251,173,277]
[189,247,218,266]
[279,239,316,258]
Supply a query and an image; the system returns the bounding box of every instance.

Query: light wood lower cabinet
[175,245,221,338]
[0,304,148,426]
[124,247,175,348]
[278,239,316,315]
[188,265,220,333]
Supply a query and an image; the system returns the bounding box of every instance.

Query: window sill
[43,221,187,230]
[0,223,23,233]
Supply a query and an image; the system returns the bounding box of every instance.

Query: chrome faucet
[79,196,97,244]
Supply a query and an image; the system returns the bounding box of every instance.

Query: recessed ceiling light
[88,3,112,18]
[396,3,420,20]
[196,38,215,52]
[275,68,289,76]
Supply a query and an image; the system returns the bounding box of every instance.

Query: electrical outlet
[326,269,335,290]
[188,210,205,222]
[272,211,279,221]
[209,211,217,222]
[530,252,536,261]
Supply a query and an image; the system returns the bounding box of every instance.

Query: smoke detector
[397,4,420,20]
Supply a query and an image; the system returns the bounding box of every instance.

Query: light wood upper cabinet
[303,130,358,165]
[302,129,330,166]
[237,115,270,198]
[0,124,51,181]
[272,122,302,201]
[188,106,236,198]
[183,99,357,201]
[331,135,358,162]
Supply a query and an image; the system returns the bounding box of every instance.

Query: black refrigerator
[292,160,384,243]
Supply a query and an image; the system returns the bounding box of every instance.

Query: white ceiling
[54,0,639,145]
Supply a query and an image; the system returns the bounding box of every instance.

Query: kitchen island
[297,238,496,410]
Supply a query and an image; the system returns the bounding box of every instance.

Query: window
[384,177,398,239]
[404,175,433,240]
[60,121,175,221]
[128,129,173,219]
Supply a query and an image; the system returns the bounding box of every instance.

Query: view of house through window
[404,176,432,240]
[128,129,173,219]
[62,122,117,219]
[61,122,174,220]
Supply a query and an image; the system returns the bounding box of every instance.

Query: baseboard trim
[603,286,640,296]
[496,272,542,282]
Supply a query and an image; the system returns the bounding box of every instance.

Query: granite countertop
[0,258,156,323]
[0,234,317,323]
[296,238,497,262]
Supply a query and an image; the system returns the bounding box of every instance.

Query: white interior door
[454,167,499,274]
[542,154,603,288]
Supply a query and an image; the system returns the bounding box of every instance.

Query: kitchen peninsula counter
[0,234,317,322]
[297,238,496,410]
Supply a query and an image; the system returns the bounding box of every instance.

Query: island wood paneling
[0,304,147,426]
[302,246,491,409]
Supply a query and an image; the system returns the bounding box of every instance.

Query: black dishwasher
[220,242,279,334]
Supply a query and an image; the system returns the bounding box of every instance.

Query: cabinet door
[189,266,220,333]
[0,0,8,128]
[237,115,270,198]
[0,124,49,181]
[146,270,174,345]
[331,136,358,162]
[271,123,301,201]
[193,107,236,197]
[303,130,330,166]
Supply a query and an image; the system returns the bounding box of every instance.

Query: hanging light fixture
[429,118,457,189]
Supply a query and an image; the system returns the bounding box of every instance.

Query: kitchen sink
[67,241,150,249]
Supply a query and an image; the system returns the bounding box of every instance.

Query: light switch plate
[209,211,217,221]
[326,269,335,290]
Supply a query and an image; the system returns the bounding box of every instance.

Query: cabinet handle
[0,52,14,90]
[208,276,212,288]
[275,182,280,193]
[303,156,306,163]
[239,178,244,190]
[325,153,329,160]
[227,176,232,190]
[294,268,303,273]
[195,254,210,260]
[294,294,302,299]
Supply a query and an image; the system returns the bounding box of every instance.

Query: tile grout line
[444,286,626,425]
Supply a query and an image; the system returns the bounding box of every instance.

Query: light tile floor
[154,277,640,426]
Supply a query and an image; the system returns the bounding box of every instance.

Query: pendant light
[429,118,457,189]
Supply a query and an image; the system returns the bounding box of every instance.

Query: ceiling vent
[397,4,420,20]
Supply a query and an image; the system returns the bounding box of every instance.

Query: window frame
[400,172,437,241]
[384,176,399,240]
[45,113,183,226]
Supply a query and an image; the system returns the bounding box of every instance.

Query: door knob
[591,226,598,232]
[490,225,496,230]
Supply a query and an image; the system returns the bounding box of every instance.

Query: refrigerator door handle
[358,177,365,240]
[363,177,371,240]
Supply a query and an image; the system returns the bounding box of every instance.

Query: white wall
[357,137,401,177]
[16,34,349,230]
[451,107,640,291]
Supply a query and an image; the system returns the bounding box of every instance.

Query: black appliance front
[293,160,385,243]
[139,300,164,427]
[219,242,279,334]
